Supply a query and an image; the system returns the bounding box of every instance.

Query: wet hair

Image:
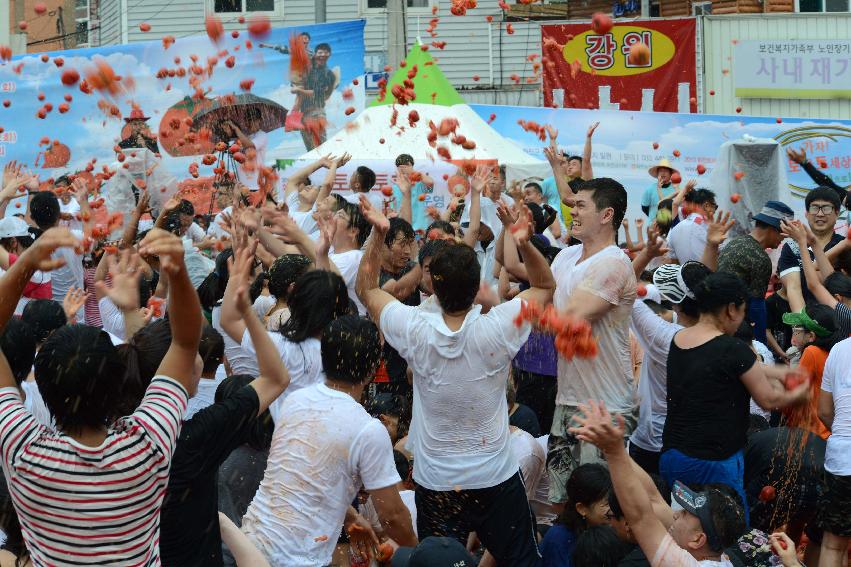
[577,178,628,234]
[314,42,332,54]
[21,299,67,344]
[693,483,746,552]
[341,201,372,247]
[567,155,583,164]
[419,238,449,265]
[280,270,350,343]
[355,166,376,191]
[199,325,224,375]
[693,271,749,314]
[685,188,716,206]
[0,318,37,385]
[35,325,125,430]
[54,174,72,188]
[394,450,411,483]
[425,220,456,239]
[395,154,414,167]
[320,315,382,384]
[299,31,311,40]
[557,463,612,534]
[429,243,480,313]
[215,374,274,451]
[196,248,234,312]
[29,191,60,229]
[384,217,415,247]
[117,319,172,411]
[805,186,841,211]
[573,526,633,567]
[178,199,195,216]
[268,254,311,300]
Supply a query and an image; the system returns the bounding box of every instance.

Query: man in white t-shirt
[571,401,746,567]
[356,197,553,565]
[29,189,86,303]
[547,177,637,506]
[328,201,371,316]
[666,188,716,265]
[342,165,383,210]
[817,336,851,566]
[282,154,352,240]
[241,316,416,566]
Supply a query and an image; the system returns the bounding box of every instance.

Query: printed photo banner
[469,104,851,226]
[733,40,851,100]
[541,18,697,113]
[0,19,366,181]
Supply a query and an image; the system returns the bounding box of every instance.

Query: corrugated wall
[95,0,124,47]
[702,13,851,119]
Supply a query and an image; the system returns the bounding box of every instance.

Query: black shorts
[415,471,541,566]
[818,470,851,537]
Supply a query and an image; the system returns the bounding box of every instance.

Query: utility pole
[387,0,406,68]
[315,0,326,23]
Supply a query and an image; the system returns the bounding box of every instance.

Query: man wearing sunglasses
[779,186,844,313]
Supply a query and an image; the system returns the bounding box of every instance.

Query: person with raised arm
[356,194,553,565]
[0,227,202,565]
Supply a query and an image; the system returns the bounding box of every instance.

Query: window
[214,0,276,13]
[75,19,89,47]
[364,0,430,11]
[692,1,712,14]
[798,0,849,11]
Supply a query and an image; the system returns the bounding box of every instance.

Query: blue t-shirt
[540,524,577,567]
[390,181,433,233]
[641,182,676,219]
[540,177,569,225]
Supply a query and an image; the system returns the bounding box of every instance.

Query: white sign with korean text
[733,40,851,99]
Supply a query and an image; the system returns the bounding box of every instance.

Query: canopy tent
[299,42,546,179]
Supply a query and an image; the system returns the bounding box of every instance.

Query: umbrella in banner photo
[191,93,287,143]
[158,96,217,158]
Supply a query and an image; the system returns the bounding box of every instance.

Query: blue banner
[0,19,365,179]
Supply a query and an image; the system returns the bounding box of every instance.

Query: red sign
[542,18,697,113]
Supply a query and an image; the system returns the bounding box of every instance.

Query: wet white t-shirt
[551,244,637,413]
[242,383,400,567]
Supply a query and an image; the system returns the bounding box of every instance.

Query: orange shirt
[783,345,831,440]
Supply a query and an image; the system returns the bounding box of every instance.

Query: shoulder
[551,245,580,270]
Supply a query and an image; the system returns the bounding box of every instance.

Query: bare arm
[581,122,598,180]
[396,168,413,224]
[121,191,151,249]
[218,513,271,567]
[139,229,203,392]
[355,196,397,324]
[513,205,555,306]
[702,210,735,272]
[315,153,350,206]
[369,485,418,547]
[382,264,422,301]
[783,221,838,309]
[462,167,490,248]
[544,146,575,207]
[742,363,810,410]
[818,390,835,430]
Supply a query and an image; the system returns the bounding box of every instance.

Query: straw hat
[648,158,679,178]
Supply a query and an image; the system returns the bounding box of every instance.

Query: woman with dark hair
[540,463,613,567]
[221,247,350,421]
[159,245,291,567]
[262,254,312,331]
[0,227,202,565]
[661,271,811,518]
[781,303,839,440]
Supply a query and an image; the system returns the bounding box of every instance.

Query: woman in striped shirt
[0,227,202,566]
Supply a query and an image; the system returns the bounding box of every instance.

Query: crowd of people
[0,121,847,567]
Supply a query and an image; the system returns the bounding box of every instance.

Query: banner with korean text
[541,18,697,113]
[733,40,851,99]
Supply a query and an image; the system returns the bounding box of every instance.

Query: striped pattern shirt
[0,376,188,566]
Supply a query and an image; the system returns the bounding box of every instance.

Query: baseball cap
[0,217,31,239]
[752,200,794,230]
[825,272,851,298]
[392,536,477,567]
[652,262,697,304]
[671,482,727,552]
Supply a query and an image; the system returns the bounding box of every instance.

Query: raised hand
[62,286,88,323]
[71,177,90,204]
[509,204,533,246]
[706,210,735,247]
[769,533,798,567]
[780,219,809,247]
[470,164,494,195]
[586,121,599,138]
[545,124,558,142]
[543,146,561,166]
[635,217,645,231]
[316,215,337,258]
[359,193,390,234]
[19,228,82,272]
[567,399,626,454]
[786,146,807,165]
[229,242,257,316]
[644,224,670,258]
[396,167,412,194]
[135,190,151,215]
[138,228,185,275]
[335,152,352,168]
[95,249,144,311]
[265,210,302,244]
[496,200,517,228]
